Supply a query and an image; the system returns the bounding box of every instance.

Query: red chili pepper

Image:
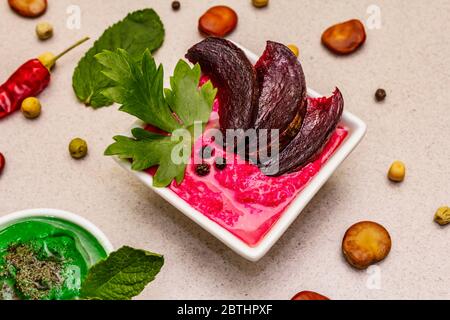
[0,152,5,175]
[0,59,50,119]
[0,37,90,120]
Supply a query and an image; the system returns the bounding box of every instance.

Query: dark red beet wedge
[186,37,259,135]
[254,41,307,151]
[261,89,344,176]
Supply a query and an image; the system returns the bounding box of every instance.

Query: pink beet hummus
[146,80,348,247]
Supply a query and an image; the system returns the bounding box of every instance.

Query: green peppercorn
[195,163,211,177]
[69,138,88,159]
[375,88,387,102]
[215,158,227,170]
[171,1,181,10]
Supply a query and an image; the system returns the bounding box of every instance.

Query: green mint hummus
[0,217,107,300]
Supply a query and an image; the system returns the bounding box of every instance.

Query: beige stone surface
[1,0,450,299]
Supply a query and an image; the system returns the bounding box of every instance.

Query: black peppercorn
[375,88,387,102]
[215,158,227,170]
[195,163,211,176]
[171,1,181,11]
[200,145,214,159]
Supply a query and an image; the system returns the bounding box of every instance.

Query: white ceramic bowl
[0,208,114,254]
[113,44,367,261]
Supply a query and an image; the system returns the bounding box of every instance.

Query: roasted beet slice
[254,41,307,151]
[186,37,259,135]
[262,89,344,176]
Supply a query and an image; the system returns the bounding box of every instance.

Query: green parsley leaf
[106,128,190,187]
[165,60,216,126]
[99,49,217,187]
[72,9,164,108]
[97,48,180,132]
[80,246,164,300]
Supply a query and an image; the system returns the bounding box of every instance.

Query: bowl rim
[0,208,114,254]
[111,43,367,262]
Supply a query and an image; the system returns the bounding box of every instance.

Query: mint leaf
[72,9,164,108]
[100,49,217,187]
[80,246,164,300]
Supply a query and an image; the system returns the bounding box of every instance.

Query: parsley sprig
[98,49,217,187]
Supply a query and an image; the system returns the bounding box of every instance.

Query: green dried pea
[69,138,88,159]
[252,0,269,8]
[36,22,53,40]
[21,97,41,119]
[434,207,450,226]
[388,161,406,182]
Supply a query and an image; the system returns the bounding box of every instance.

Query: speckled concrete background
[1,0,449,300]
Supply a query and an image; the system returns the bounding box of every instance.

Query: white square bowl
[112,43,367,262]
